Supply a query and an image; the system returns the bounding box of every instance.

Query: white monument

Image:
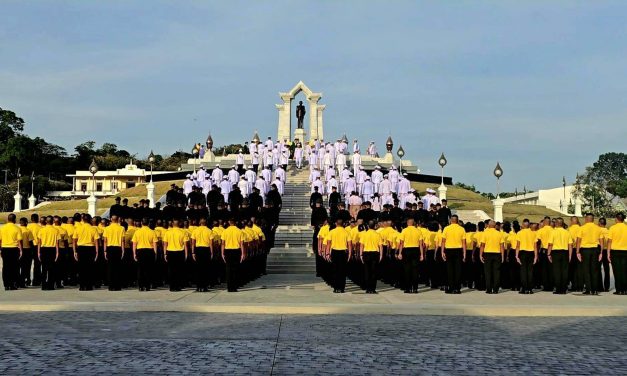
[276,81,325,142]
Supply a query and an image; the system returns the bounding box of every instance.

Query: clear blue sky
[1,1,626,192]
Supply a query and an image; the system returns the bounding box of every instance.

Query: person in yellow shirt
[72,214,101,291]
[192,218,213,292]
[536,217,554,292]
[1,214,24,290]
[102,215,126,291]
[576,213,603,295]
[359,220,383,294]
[18,217,34,288]
[153,219,167,289]
[60,216,77,285]
[52,216,69,289]
[597,217,611,292]
[397,217,424,294]
[163,219,189,292]
[220,218,244,292]
[317,219,330,276]
[123,219,139,288]
[479,220,504,294]
[547,218,573,294]
[37,216,59,291]
[326,218,353,293]
[422,222,440,289]
[27,213,43,286]
[252,218,268,276]
[568,216,583,291]
[505,221,521,292]
[607,212,627,295]
[462,222,476,290]
[132,218,158,291]
[441,215,466,294]
[515,219,538,294]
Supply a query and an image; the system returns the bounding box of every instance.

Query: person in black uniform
[310,187,323,209]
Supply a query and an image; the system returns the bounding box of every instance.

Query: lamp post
[147,150,156,208]
[13,168,22,212]
[492,162,504,222]
[438,152,448,200]
[28,171,36,209]
[87,159,98,217]
[397,145,405,175]
[192,144,199,173]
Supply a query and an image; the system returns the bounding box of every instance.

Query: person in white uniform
[361,177,374,202]
[371,165,384,193]
[294,142,304,169]
[351,151,362,176]
[212,165,223,183]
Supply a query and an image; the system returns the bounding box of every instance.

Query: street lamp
[437,153,448,200]
[397,145,405,175]
[87,159,99,216]
[493,162,503,198]
[562,176,566,201]
[147,150,156,208]
[192,144,200,173]
[28,171,36,209]
[13,168,22,212]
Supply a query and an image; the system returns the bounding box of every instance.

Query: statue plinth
[294,128,306,144]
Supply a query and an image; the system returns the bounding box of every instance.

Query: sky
[1,1,626,192]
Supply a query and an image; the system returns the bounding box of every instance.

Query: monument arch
[276,81,325,142]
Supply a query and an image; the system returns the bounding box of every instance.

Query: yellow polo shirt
[318,224,330,241]
[328,227,350,250]
[54,225,68,245]
[26,223,41,246]
[481,228,504,253]
[465,232,476,250]
[350,226,360,245]
[103,223,125,247]
[154,226,166,240]
[399,226,423,248]
[360,229,382,252]
[124,225,137,248]
[163,227,189,251]
[221,225,243,249]
[73,224,100,246]
[1,223,23,248]
[20,226,34,249]
[132,226,157,249]
[506,231,517,250]
[244,227,257,242]
[61,223,75,241]
[192,226,213,248]
[578,223,603,248]
[442,223,466,249]
[536,226,553,249]
[424,230,437,250]
[212,226,224,243]
[608,223,627,250]
[252,224,266,241]
[38,225,59,248]
[516,229,537,252]
[549,227,573,250]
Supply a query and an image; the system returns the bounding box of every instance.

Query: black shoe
[519,290,526,294]
[583,290,591,295]
[553,291,559,294]
[592,291,599,295]
[528,290,534,294]
[486,290,492,294]
[404,290,411,294]
[371,290,378,294]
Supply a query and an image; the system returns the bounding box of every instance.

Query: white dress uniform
[351,152,361,175]
[211,166,223,183]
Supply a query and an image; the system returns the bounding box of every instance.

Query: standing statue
[296,100,306,129]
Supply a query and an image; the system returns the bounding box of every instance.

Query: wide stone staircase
[267,163,316,274]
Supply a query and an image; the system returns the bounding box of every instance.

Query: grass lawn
[411,182,564,223]
[0,180,180,223]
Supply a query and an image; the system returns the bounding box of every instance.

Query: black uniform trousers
[56,246,72,286]
[331,249,348,292]
[224,249,241,292]
[19,248,33,287]
[402,247,420,292]
[77,246,96,290]
[40,247,56,290]
[445,248,462,292]
[137,248,155,289]
[598,249,611,292]
[580,247,600,293]
[166,250,185,291]
[539,248,553,291]
[1,248,20,289]
[483,253,501,292]
[611,250,627,293]
[362,252,379,292]
[106,246,123,290]
[551,250,569,293]
[194,247,211,289]
[519,251,535,292]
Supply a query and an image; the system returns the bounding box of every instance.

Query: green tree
[0,107,25,142]
[574,152,627,216]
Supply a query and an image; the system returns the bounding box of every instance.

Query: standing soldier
[1,214,23,290]
[326,218,353,293]
[192,218,213,292]
[27,214,42,286]
[132,218,158,291]
[37,216,59,290]
[103,215,126,291]
[72,214,100,291]
[53,216,69,289]
[515,219,538,294]
[441,215,466,294]
[479,220,505,294]
[536,217,554,291]
[568,216,582,291]
[607,212,627,295]
[18,218,34,287]
[547,218,573,294]
[576,213,603,295]
[221,218,244,292]
[397,217,424,293]
[163,219,189,292]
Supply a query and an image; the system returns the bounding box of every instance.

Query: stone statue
[296,100,306,129]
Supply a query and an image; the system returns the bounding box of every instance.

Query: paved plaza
[1,274,627,374]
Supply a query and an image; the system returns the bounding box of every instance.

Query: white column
[276,94,292,141]
[317,104,325,141]
[308,95,320,141]
[87,194,97,217]
[493,198,504,222]
[28,194,36,209]
[438,184,447,201]
[147,180,155,208]
[574,197,582,217]
[13,193,22,212]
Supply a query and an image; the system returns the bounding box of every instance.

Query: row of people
[312,212,627,295]
[0,213,271,293]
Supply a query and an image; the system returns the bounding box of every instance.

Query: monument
[276,81,325,142]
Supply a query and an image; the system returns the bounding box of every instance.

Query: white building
[501,185,576,215]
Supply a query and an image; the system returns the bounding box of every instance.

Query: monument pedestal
[493,198,504,222]
[294,128,306,143]
[13,193,22,212]
[87,194,97,217]
[28,194,36,209]
[438,184,447,200]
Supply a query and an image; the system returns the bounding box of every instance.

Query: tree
[0,107,25,143]
[574,152,627,216]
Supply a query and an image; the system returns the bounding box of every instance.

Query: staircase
[453,209,491,224]
[267,163,316,274]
